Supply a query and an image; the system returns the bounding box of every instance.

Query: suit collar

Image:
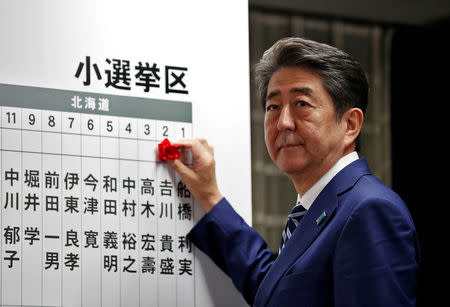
[254,158,372,306]
[298,151,359,210]
[333,157,371,195]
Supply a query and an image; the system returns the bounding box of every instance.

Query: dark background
[391,19,450,306]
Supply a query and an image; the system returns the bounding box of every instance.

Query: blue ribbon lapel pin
[316,211,327,226]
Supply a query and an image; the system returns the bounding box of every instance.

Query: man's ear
[343,108,364,149]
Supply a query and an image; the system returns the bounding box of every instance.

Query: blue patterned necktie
[279,201,307,253]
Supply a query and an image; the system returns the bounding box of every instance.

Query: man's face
[264,66,347,179]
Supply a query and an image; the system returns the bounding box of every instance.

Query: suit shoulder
[340,174,414,227]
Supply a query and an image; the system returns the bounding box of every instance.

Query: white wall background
[0,1,251,306]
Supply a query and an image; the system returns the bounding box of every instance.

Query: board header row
[0,83,192,123]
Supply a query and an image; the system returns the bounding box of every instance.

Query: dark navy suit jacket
[187,158,420,306]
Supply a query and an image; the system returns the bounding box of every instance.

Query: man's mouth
[275,133,304,150]
[278,143,302,150]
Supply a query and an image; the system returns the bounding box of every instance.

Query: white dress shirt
[297,152,359,210]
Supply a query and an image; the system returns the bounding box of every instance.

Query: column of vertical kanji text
[61,110,82,307]
[119,115,139,306]
[22,107,44,306]
[80,113,102,306]
[137,117,158,306]
[174,121,195,307]
[1,106,23,306]
[41,109,63,306]
[156,120,177,306]
[100,114,121,307]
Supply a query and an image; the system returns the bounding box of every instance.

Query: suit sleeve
[333,196,420,307]
[187,197,277,305]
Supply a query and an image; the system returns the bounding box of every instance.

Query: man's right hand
[166,138,223,213]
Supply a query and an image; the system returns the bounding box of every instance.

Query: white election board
[0,1,251,306]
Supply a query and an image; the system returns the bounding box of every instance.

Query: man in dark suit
[168,37,419,306]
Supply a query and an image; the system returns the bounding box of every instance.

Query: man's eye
[266,104,278,112]
[297,101,308,107]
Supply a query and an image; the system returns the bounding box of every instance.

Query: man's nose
[277,105,295,131]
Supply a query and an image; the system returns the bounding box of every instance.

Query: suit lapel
[254,158,372,306]
[254,186,338,306]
